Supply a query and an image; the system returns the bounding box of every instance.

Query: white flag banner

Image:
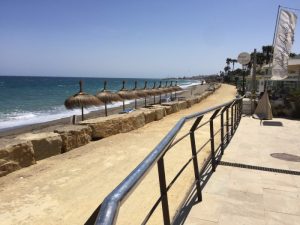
[272,9,297,80]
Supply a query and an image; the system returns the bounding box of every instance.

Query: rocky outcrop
[81,111,146,139]
[54,125,92,153]
[18,132,62,160]
[0,139,35,176]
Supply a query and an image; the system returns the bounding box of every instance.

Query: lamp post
[242,65,246,95]
[237,52,251,96]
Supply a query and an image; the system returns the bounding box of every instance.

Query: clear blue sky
[0,0,299,78]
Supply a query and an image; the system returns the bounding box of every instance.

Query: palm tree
[226,58,232,68]
[262,45,273,64]
[231,59,237,71]
[224,66,231,75]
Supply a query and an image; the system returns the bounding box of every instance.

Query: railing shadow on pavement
[85,95,244,225]
[172,147,224,225]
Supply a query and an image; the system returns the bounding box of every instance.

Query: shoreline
[0,84,209,138]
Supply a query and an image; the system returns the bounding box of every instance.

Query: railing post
[220,105,230,155]
[157,158,171,225]
[189,116,203,202]
[239,99,243,121]
[237,100,241,123]
[226,108,229,142]
[231,103,234,137]
[234,103,238,129]
[209,109,221,172]
[220,112,224,155]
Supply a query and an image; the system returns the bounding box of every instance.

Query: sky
[0,0,300,78]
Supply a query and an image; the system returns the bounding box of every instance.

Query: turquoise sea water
[0,76,199,130]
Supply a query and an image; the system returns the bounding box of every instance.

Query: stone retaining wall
[0,139,36,176]
[0,84,221,176]
[54,125,92,153]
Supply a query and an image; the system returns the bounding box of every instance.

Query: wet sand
[0,84,237,225]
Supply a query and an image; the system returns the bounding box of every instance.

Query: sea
[0,76,200,131]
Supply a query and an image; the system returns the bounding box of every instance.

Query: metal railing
[86,96,244,225]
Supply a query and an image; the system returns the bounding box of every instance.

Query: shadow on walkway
[173,149,223,225]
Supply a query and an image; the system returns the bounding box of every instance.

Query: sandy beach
[0,84,236,225]
[0,83,208,138]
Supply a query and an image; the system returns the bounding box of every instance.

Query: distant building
[246,56,300,94]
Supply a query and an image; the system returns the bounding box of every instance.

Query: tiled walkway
[183,117,300,225]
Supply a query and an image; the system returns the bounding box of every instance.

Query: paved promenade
[183,117,300,225]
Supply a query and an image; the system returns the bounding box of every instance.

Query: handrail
[92,95,244,225]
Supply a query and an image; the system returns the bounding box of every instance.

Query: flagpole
[267,5,281,91]
[272,5,281,47]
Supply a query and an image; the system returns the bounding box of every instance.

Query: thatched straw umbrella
[131,81,148,109]
[169,81,174,99]
[157,81,168,103]
[64,80,102,121]
[158,81,163,104]
[163,81,171,93]
[172,81,183,99]
[149,82,162,104]
[117,80,137,111]
[141,81,154,107]
[141,81,150,107]
[96,81,121,116]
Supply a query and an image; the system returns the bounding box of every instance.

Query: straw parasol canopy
[149,82,161,96]
[131,81,148,109]
[172,81,183,91]
[131,81,148,98]
[117,80,137,111]
[172,81,183,99]
[162,81,173,94]
[157,81,168,103]
[139,81,153,107]
[64,80,102,121]
[149,82,161,104]
[96,81,121,116]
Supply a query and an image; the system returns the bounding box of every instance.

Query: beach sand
[0,84,236,225]
[0,84,209,138]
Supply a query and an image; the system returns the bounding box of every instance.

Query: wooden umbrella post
[81,106,84,121]
[170,81,173,100]
[144,81,147,107]
[165,81,168,98]
[159,81,162,104]
[134,81,138,109]
[104,102,108,116]
[122,80,125,111]
[175,81,177,99]
[79,80,83,92]
[80,80,84,121]
[153,82,156,104]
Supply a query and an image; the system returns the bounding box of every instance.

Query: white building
[247,57,300,94]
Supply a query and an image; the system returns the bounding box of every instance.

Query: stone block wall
[54,125,92,153]
[0,140,36,177]
[19,133,62,160]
